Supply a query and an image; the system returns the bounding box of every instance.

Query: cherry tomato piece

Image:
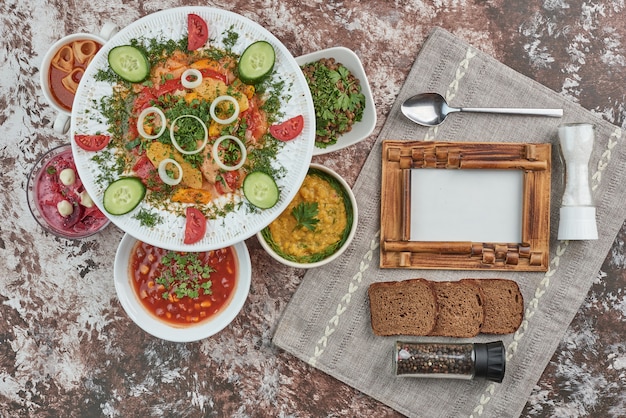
[74,134,110,152]
[199,68,228,83]
[243,96,269,143]
[214,171,242,195]
[269,115,304,141]
[184,206,207,244]
[132,156,165,191]
[187,14,208,51]
[133,87,157,113]
[154,78,183,97]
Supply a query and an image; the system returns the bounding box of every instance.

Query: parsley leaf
[292,202,320,231]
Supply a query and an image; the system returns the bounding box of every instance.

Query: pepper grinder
[393,341,506,382]
[557,123,598,240]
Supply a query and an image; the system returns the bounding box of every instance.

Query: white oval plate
[71,7,315,251]
[296,46,377,155]
[114,233,251,342]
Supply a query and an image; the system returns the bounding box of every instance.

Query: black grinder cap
[474,341,506,383]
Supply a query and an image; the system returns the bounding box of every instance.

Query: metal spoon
[401,92,563,126]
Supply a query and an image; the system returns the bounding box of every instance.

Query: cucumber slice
[103,177,146,215]
[108,45,150,83]
[243,171,279,209]
[238,41,275,84]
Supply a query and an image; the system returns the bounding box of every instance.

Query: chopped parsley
[300,59,365,147]
[132,208,163,227]
[222,26,239,51]
[156,252,214,300]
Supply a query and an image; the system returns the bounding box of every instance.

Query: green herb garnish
[156,252,214,300]
[222,25,239,51]
[132,208,163,227]
[301,60,365,147]
[292,202,320,231]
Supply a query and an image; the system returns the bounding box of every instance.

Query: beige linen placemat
[273,27,626,418]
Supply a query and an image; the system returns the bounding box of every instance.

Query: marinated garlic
[79,191,94,208]
[57,200,74,216]
[59,168,76,185]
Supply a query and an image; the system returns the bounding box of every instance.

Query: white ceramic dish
[39,33,106,134]
[295,46,376,155]
[71,7,315,252]
[256,163,358,269]
[114,233,251,342]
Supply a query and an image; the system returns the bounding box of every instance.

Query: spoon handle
[459,107,563,117]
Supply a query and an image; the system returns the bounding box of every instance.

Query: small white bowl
[39,23,118,133]
[296,46,376,155]
[39,33,106,133]
[114,233,251,342]
[257,163,358,269]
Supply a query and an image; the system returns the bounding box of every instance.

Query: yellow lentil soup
[262,168,353,263]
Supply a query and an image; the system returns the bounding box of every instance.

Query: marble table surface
[1,0,624,417]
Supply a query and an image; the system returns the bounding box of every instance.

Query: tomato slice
[133,87,157,113]
[214,171,242,195]
[199,68,227,83]
[187,14,208,51]
[154,78,183,97]
[132,156,165,191]
[184,206,207,244]
[74,134,110,151]
[269,115,304,141]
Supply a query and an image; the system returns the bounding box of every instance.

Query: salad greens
[301,60,365,147]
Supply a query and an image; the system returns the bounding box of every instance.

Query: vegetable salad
[76,13,304,244]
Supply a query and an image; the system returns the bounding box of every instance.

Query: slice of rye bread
[368,278,438,336]
[428,280,485,338]
[469,278,524,334]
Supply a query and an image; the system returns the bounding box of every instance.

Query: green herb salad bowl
[295,46,376,156]
[256,163,358,269]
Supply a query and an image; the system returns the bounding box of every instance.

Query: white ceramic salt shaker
[557,123,598,240]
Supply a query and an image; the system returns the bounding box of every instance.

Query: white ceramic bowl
[39,23,118,133]
[39,33,106,133]
[296,46,376,155]
[114,233,251,342]
[257,163,358,269]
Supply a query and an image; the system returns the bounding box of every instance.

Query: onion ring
[158,158,183,186]
[169,114,208,155]
[137,107,166,139]
[209,95,240,125]
[212,135,247,171]
[181,68,203,89]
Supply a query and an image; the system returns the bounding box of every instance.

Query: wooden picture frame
[380,141,551,271]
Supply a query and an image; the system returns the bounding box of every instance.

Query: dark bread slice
[470,278,524,334]
[368,278,438,336]
[429,280,485,338]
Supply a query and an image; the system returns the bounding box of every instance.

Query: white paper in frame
[409,169,524,243]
